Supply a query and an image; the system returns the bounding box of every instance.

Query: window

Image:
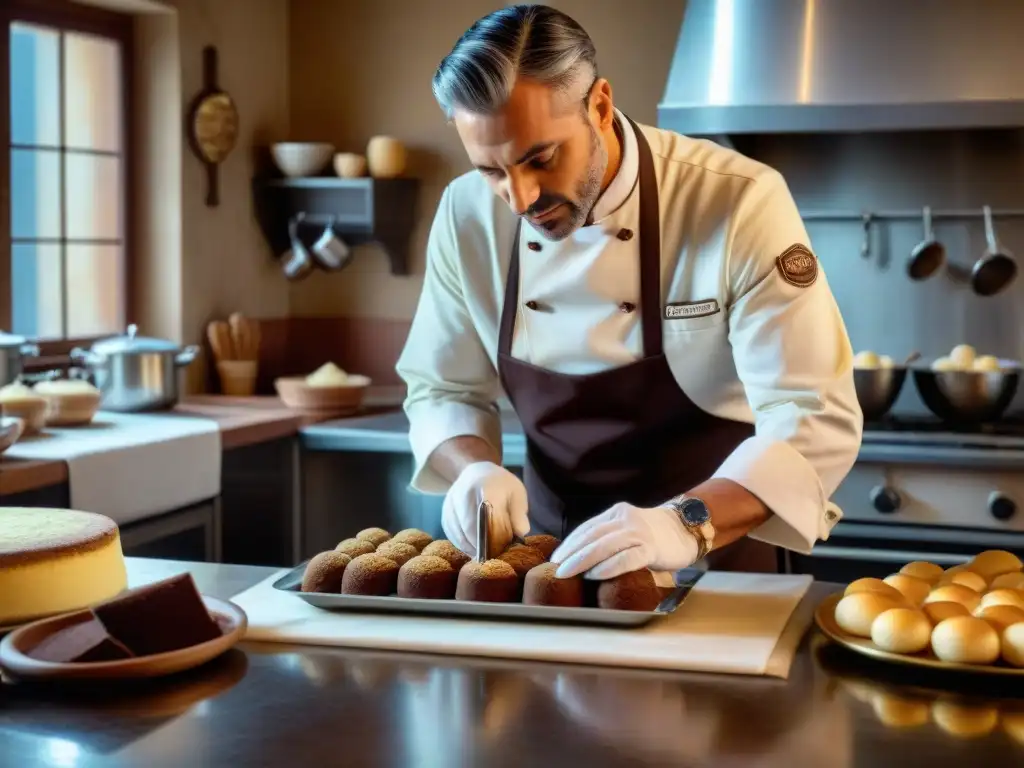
[2,0,132,353]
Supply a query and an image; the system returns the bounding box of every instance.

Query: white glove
[442,461,529,559]
[550,502,699,579]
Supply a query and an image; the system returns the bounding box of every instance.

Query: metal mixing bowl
[853,367,907,421]
[912,362,1020,423]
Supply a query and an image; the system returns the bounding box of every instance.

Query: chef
[395,5,863,580]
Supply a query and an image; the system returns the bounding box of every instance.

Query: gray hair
[432,5,598,119]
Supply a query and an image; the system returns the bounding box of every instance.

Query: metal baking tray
[272,563,704,628]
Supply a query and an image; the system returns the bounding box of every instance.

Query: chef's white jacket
[396,110,863,554]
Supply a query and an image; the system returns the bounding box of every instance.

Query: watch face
[680,498,710,525]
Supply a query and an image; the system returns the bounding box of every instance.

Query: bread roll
[1002,623,1024,668]
[925,584,981,613]
[844,577,904,603]
[969,550,1023,581]
[899,561,943,585]
[924,601,970,624]
[871,608,931,653]
[883,574,930,606]
[943,570,987,593]
[989,572,1024,592]
[835,592,905,637]
[931,616,1000,664]
[975,604,1024,633]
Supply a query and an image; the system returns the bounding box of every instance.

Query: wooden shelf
[252,177,419,275]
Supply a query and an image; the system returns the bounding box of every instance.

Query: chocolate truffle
[596,569,661,612]
[456,559,520,603]
[524,534,561,560]
[523,562,584,607]
[421,539,471,570]
[335,538,376,559]
[398,555,457,599]
[342,553,400,596]
[356,527,391,547]
[391,528,433,551]
[301,551,352,593]
[93,573,222,655]
[499,544,547,578]
[29,618,134,663]
[375,540,419,567]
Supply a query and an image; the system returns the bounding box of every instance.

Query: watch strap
[664,495,714,561]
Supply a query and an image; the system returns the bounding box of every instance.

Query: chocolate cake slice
[29,618,134,663]
[93,573,222,655]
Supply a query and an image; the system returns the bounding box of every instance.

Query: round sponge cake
[342,553,400,595]
[523,562,584,607]
[301,551,351,593]
[375,540,419,567]
[597,569,662,611]
[398,555,457,599]
[0,507,127,625]
[524,534,561,559]
[421,539,471,571]
[456,560,519,602]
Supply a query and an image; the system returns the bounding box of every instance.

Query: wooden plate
[274,375,371,412]
[0,596,247,682]
[814,592,1024,677]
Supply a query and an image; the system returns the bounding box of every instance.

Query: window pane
[12,243,62,339]
[65,153,121,240]
[64,32,122,152]
[66,245,123,337]
[10,23,60,147]
[11,149,61,239]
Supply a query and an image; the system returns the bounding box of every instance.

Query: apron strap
[498,116,663,359]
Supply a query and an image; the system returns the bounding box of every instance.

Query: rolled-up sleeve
[712,171,863,553]
[395,186,502,494]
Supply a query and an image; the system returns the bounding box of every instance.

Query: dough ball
[978,588,1024,612]
[844,577,905,603]
[853,350,880,369]
[943,569,987,593]
[883,574,931,606]
[973,355,1002,373]
[931,701,999,739]
[975,604,1024,633]
[871,608,932,654]
[872,694,930,729]
[949,344,976,370]
[924,601,970,624]
[900,561,944,585]
[989,572,1024,591]
[931,356,958,372]
[878,354,895,369]
[969,550,1024,581]
[931,616,1000,664]
[1002,622,1024,668]
[925,584,981,613]
[835,592,905,638]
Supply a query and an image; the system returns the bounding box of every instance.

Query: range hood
[658,0,1024,135]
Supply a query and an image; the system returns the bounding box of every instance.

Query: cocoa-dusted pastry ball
[356,527,391,547]
[341,553,400,596]
[499,544,547,578]
[301,551,352,593]
[421,539,471,571]
[335,538,376,559]
[524,534,561,560]
[398,555,457,599]
[391,528,433,551]
[597,569,661,611]
[523,562,584,607]
[456,560,519,603]
[376,540,419,567]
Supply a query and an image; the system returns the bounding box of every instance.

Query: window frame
[1,0,134,362]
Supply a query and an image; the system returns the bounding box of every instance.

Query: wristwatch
[663,495,715,561]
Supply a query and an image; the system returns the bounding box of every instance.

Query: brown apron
[496,116,779,574]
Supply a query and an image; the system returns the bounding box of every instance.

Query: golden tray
[814,592,1024,677]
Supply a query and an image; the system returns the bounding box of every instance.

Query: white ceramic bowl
[271,142,335,178]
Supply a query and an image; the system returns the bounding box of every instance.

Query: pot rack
[801,208,1024,222]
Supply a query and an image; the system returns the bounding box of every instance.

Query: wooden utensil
[207,321,234,361]
[228,313,250,360]
[186,46,239,207]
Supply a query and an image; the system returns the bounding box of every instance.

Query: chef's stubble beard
[544,120,606,241]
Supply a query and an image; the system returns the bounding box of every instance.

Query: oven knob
[870,485,901,514]
[988,492,1017,521]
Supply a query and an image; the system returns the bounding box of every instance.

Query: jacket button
[619,301,636,313]
[617,228,634,241]
[527,241,542,251]
[525,300,540,311]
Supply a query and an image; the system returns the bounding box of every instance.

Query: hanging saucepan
[907,206,946,280]
[971,205,1017,296]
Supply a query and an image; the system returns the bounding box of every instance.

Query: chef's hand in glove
[550,502,698,579]
[442,461,529,559]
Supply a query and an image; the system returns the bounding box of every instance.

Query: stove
[863,416,1024,450]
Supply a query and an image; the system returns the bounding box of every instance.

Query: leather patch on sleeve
[775,244,818,287]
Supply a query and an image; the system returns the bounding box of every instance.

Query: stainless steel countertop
[301,411,1024,468]
[3,559,1022,766]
